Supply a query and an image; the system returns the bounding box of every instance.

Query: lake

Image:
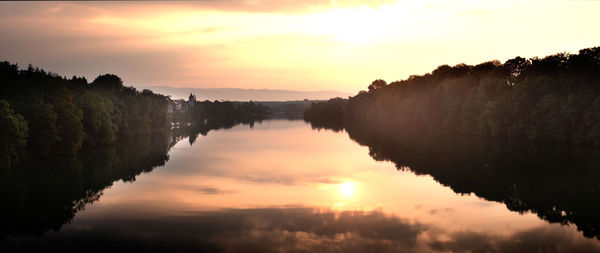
[2,119,600,252]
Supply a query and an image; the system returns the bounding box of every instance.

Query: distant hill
[136,86,351,101]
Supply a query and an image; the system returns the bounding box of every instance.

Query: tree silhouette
[368,79,387,92]
[0,61,170,168]
[304,46,600,146]
[92,74,124,90]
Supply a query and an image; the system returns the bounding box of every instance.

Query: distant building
[188,93,196,108]
[175,99,185,111]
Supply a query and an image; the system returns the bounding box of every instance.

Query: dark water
[2,120,600,252]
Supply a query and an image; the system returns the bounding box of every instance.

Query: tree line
[171,97,271,128]
[0,62,169,169]
[0,96,280,239]
[169,98,270,146]
[185,100,271,127]
[304,46,600,146]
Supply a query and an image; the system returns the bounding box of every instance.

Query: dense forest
[0,61,299,170]
[304,46,600,146]
[0,62,169,169]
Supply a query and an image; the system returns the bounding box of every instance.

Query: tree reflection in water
[310,120,600,241]
[3,119,600,252]
[0,132,170,239]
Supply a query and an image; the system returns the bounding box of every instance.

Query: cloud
[1,1,599,92]
[156,0,401,13]
[3,207,598,252]
[0,2,232,87]
[428,226,600,253]
[0,208,427,252]
[181,185,238,194]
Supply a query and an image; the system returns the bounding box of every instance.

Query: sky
[1,0,599,93]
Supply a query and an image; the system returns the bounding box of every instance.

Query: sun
[302,2,424,45]
[339,181,356,197]
[304,7,385,44]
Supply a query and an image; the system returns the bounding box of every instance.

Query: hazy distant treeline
[0,62,169,169]
[304,46,600,146]
[258,100,314,119]
[173,99,271,128]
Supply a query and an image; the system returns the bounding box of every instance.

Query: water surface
[2,120,600,252]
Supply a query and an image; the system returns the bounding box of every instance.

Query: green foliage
[304,46,600,146]
[76,91,117,146]
[21,97,60,157]
[0,100,28,169]
[0,61,170,169]
[46,86,84,155]
[91,74,123,90]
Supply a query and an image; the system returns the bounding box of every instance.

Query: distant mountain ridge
[136,85,351,101]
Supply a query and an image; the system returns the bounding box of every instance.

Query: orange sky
[1,0,599,93]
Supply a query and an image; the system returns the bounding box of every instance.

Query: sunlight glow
[339,181,356,197]
[3,1,600,91]
[303,2,426,44]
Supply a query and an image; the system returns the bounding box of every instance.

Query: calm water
[2,120,600,252]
